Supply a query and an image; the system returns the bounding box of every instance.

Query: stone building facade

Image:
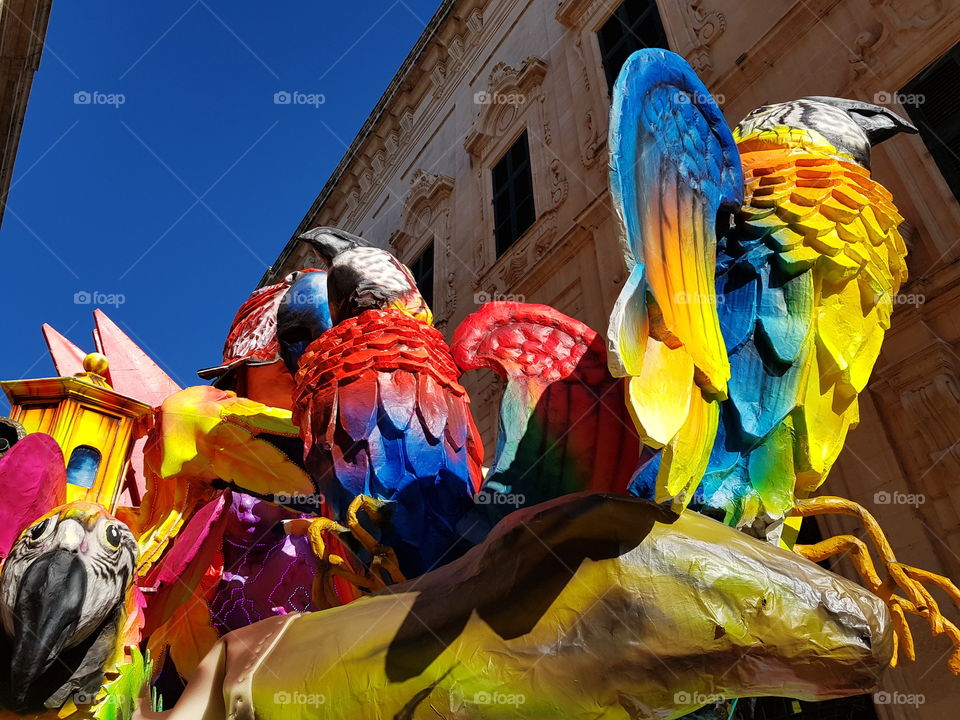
[0,0,53,227]
[262,1,960,716]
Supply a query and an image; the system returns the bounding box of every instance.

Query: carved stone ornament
[464,57,548,159]
[556,0,611,29]
[870,0,946,31]
[389,170,454,260]
[549,158,569,209]
[684,0,726,73]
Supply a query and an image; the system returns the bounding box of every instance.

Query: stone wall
[0,0,53,227]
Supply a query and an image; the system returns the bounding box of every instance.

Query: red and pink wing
[0,434,67,559]
[452,302,647,507]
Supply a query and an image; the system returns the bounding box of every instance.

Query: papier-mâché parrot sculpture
[607,47,960,672]
[0,502,141,716]
[290,227,484,583]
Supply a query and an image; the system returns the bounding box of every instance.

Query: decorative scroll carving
[573,35,591,93]
[472,235,486,284]
[399,109,415,134]
[390,170,454,259]
[684,0,726,72]
[344,187,363,228]
[466,7,484,34]
[449,34,467,70]
[499,249,528,287]
[430,59,448,96]
[464,57,548,158]
[581,109,605,168]
[848,25,883,80]
[549,158,569,209]
[441,270,458,326]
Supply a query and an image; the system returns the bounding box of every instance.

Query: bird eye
[25,514,57,544]
[104,523,122,549]
[28,520,48,540]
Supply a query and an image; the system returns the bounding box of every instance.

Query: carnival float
[0,49,957,719]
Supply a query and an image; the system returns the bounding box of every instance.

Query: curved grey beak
[299,226,368,264]
[9,549,86,706]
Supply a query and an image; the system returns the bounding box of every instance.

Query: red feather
[293,309,483,513]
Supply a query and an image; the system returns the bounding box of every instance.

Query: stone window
[492,130,536,257]
[597,0,669,93]
[902,42,960,202]
[409,240,435,310]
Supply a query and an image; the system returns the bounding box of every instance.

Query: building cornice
[260,0,489,287]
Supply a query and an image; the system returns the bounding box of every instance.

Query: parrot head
[299,226,433,327]
[199,268,332,383]
[0,502,137,709]
[734,96,917,170]
[276,269,333,374]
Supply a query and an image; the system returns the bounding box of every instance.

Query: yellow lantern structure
[0,352,151,511]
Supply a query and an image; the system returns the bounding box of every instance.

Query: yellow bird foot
[345,494,407,585]
[283,517,368,609]
[283,495,406,609]
[790,495,960,674]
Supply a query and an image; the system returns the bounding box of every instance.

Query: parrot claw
[791,495,960,675]
[283,496,407,609]
[345,495,407,585]
[283,516,368,608]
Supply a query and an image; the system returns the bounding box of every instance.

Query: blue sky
[1,1,440,412]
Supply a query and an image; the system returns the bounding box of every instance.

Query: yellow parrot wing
[734,143,907,502]
[145,385,314,502]
[607,49,742,509]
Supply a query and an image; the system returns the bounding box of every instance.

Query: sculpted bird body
[609,48,960,672]
[607,50,914,535]
[292,228,483,579]
[292,308,483,576]
[698,103,909,533]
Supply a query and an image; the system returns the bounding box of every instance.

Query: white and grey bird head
[0,502,137,709]
[735,96,917,170]
[299,226,433,326]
